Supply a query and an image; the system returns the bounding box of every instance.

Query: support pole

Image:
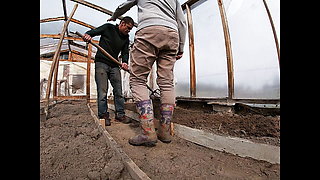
[62,0,73,53]
[45,4,78,111]
[262,0,280,65]
[217,0,234,99]
[86,43,92,103]
[186,4,196,98]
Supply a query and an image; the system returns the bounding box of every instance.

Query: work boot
[157,104,174,143]
[115,115,131,124]
[129,99,157,147]
[101,112,111,126]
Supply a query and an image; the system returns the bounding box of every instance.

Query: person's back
[136,0,180,31]
[111,0,186,53]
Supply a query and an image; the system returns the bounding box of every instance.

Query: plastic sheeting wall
[40,60,133,100]
[40,60,97,99]
[192,0,228,98]
[226,0,280,99]
[175,0,279,99]
[40,0,280,100]
[175,0,229,98]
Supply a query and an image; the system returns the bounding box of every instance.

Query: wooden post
[52,59,60,97]
[45,4,78,108]
[186,4,196,98]
[62,0,72,53]
[217,0,234,99]
[53,0,73,97]
[86,43,92,103]
[262,0,280,65]
[100,119,106,129]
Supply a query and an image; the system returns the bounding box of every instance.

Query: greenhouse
[40,0,280,179]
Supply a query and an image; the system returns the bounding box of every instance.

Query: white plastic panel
[190,0,228,98]
[225,0,280,99]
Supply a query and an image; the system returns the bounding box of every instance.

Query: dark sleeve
[121,39,130,64]
[85,23,110,37]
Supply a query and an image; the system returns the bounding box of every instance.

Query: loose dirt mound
[40,100,132,180]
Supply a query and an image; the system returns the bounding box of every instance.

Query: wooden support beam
[40,34,99,44]
[70,18,96,29]
[262,0,280,65]
[40,57,94,63]
[61,0,72,53]
[40,16,96,29]
[68,47,73,62]
[53,95,87,100]
[217,0,234,99]
[71,50,94,60]
[70,0,138,27]
[40,17,65,23]
[62,0,68,21]
[86,43,92,102]
[185,4,196,98]
[45,4,78,107]
[53,59,61,97]
[41,48,96,62]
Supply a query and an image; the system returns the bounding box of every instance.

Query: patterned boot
[129,99,158,147]
[157,104,174,143]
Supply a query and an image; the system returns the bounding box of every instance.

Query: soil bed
[40,100,132,180]
[121,99,280,146]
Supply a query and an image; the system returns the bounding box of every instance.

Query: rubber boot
[157,104,174,143]
[129,99,157,147]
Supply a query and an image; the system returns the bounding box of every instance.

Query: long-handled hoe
[75,31,160,98]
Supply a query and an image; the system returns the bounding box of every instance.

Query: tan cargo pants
[129,26,179,104]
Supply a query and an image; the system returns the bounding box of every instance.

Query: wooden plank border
[174,124,280,164]
[86,103,151,180]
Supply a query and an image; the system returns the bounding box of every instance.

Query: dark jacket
[85,23,129,67]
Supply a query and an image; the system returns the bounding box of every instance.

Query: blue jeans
[95,62,125,118]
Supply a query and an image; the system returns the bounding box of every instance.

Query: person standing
[108,0,187,146]
[82,16,134,126]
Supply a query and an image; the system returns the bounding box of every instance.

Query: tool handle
[76,31,139,86]
[76,32,155,91]
[75,31,123,67]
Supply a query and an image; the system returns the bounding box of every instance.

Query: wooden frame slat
[45,4,78,107]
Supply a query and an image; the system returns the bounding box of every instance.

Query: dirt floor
[40,99,280,179]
